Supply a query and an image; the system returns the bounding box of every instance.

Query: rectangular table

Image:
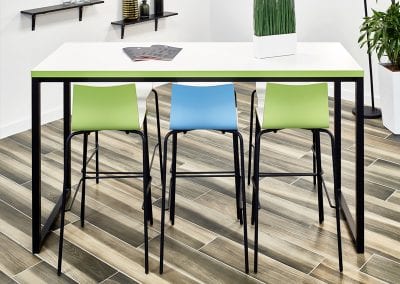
[31,42,365,254]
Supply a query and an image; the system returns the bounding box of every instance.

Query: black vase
[140,0,150,18]
[155,0,163,15]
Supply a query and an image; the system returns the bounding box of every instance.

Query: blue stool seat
[170,83,238,130]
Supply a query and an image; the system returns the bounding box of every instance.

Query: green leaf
[359,2,400,67]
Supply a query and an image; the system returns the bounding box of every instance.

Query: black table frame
[31,76,364,254]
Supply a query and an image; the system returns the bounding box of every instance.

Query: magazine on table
[123,45,182,61]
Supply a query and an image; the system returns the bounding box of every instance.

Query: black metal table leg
[33,80,72,253]
[335,79,365,254]
[334,81,342,202]
[355,78,365,253]
[32,78,41,254]
[64,82,72,192]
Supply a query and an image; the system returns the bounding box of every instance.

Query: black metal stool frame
[250,109,343,272]
[159,129,249,274]
[57,89,163,276]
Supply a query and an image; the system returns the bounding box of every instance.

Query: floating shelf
[111,12,178,39]
[21,0,104,31]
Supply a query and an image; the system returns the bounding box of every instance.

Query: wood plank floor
[1,83,400,283]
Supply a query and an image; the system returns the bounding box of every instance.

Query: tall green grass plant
[254,0,296,36]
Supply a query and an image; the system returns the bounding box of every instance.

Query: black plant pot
[155,0,164,15]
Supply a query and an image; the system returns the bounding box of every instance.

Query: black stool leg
[251,116,261,226]
[81,132,89,227]
[169,133,177,225]
[237,132,249,274]
[148,185,154,226]
[153,90,163,173]
[141,129,150,274]
[312,130,317,186]
[251,183,256,226]
[253,131,261,273]
[160,131,173,274]
[248,90,256,185]
[233,132,243,223]
[315,130,324,224]
[58,132,82,276]
[326,130,343,272]
[143,116,153,225]
[95,131,99,184]
[57,188,68,276]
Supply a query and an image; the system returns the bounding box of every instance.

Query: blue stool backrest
[170,83,238,130]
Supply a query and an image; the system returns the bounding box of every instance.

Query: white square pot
[378,64,400,134]
[253,33,297,58]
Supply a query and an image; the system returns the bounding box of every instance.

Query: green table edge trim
[31,70,364,78]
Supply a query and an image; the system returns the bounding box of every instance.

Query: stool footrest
[259,172,317,177]
[86,171,142,175]
[85,174,143,179]
[175,171,236,178]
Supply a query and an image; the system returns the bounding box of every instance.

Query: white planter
[378,64,400,134]
[253,33,297,58]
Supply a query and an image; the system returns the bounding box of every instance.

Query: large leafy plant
[254,0,296,36]
[359,0,400,70]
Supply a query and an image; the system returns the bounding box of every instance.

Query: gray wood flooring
[1,83,400,283]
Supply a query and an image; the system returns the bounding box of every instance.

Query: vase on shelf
[123,0,139,20]
[155,0,163,15]
[140,0,150,19]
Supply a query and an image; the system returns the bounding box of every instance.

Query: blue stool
[159,83,249,274]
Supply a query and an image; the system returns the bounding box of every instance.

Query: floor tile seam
[157,234,264,284]
[98,271,119,284]
[307,257,324,275]
[10,261,43,280]
[61,220,205,284]
[358,253,375,272]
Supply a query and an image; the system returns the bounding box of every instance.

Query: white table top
[32,42,363,78]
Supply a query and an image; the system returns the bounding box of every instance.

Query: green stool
[248,83,343,272]
[57,83,162,275]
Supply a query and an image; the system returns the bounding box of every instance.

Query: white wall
[0,0,211,138]
[210,0,252,42]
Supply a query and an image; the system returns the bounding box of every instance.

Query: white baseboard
[0,107,63,139]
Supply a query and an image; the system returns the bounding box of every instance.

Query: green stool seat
[257,83,329,129]
[72,83,141,131]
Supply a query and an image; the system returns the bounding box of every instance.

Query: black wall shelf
[21,1,104,31]
[111,12,178,39]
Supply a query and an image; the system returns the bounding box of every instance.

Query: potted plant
[359,0,400,134]
[253,0,297,58]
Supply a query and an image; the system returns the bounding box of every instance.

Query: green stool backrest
[262,83,329,129]
[72,84,140,131]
